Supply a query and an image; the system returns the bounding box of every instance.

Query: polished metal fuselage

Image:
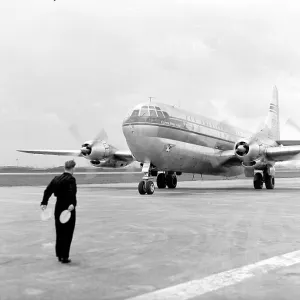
[122,102,252,176]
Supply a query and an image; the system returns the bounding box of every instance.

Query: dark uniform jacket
[41,172,77,218]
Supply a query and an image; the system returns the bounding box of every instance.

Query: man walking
[40,160,77,263]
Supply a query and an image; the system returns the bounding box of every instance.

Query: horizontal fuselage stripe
[123,122,236,145]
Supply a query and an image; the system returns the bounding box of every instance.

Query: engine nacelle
[234,139,262,162]
[81,141,111,160]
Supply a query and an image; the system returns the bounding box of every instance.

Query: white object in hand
[59,210,71,224]
[40,208,52,221]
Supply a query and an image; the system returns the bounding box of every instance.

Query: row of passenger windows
[185,115,243,136]
[130,106,243,137]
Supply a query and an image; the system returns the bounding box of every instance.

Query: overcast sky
[1,0,300,167]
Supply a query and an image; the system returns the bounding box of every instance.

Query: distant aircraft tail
[253,86,280,141]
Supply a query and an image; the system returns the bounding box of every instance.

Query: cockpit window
[163,111,170,118]
[141,106,148,108]
[140,107,149,116]
[149,106,155,109]
[155,106,161,110]
[131,110,139,117]
[149,110,157,117]
[157,110,164,118]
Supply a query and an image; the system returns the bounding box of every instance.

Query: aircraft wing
[17,149,83,156]
[219,150,242,166]
[113,150,135,162]
[276,140,300,146]
[265,145,300,161]
[219,145,300,166]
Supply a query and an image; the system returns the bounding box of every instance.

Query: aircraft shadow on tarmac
[106,186,300,192]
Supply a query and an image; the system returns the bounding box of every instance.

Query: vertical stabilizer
[261,86,280,140]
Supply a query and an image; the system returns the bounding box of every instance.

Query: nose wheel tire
[145,181,155,194]
[138,181,146,195]
[138,180,155,195]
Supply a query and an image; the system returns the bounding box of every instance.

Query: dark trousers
[55,210,76,259]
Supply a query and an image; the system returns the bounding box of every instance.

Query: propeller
[90,129,108,147]
[68,123,109,180]
[68,124,108,155]
[235,141,250,156]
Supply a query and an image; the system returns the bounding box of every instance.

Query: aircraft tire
[145,181,155,195]
[157,173,166,189]
[166,174,177,189]
[265,174,275,189]
[138,181,146,195]
[253,173,263,189]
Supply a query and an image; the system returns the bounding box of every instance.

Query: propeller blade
[285,118,300,133]
[90,128,108,147]
[69,124,83,144]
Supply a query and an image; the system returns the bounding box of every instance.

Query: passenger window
[131,110,139,117]
[149,110,157,117]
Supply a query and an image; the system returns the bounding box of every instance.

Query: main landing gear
[253,168,275,190]
[157,173,177,189]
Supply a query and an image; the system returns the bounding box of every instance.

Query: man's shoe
[61,258,71,264]
[58,257,62,262]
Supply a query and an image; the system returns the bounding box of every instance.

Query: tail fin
[259,86,280,141]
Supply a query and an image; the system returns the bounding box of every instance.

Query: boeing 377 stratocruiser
[122,86,300,195]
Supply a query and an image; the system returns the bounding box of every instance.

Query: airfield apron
[41,172,77,259]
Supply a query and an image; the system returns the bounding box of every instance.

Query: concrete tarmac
[1,178,300,299]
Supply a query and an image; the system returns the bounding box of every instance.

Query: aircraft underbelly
[123,125,243,176]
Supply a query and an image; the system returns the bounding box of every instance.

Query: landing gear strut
[138,162,155,195]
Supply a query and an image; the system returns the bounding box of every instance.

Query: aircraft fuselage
[122,102,252,176]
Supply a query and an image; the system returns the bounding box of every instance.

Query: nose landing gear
[138,180,155,195]
[138,162,155,195]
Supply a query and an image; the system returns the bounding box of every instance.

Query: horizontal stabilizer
[17,149,82,156]
[276,140,300,146]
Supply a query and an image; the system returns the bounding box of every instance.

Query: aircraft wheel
[145,181,155,195]
[138,181,146,195]
[157,173,166,189]
[253,173,263,189]
[166,174,177,189]
[265,174,275,189]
